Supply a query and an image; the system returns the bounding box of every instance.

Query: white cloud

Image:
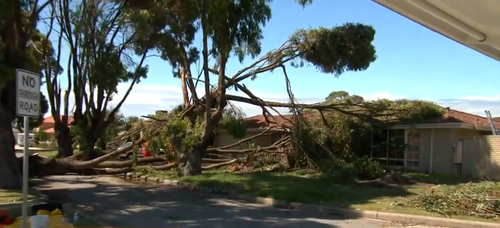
[361,91,407,101]
[434,94,500,117]
[460,95,500,101]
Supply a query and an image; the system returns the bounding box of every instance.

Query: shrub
[352,156,385,180]
[34,131,48,142]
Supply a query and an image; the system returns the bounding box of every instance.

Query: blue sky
[41,0,500,117]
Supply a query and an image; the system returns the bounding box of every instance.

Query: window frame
[373,129,420,168]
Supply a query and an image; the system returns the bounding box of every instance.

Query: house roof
[243,114,295,128]
[44,128,55,134]
[424,108,499,127]
[244,108,500,129]
[43,115,74,124]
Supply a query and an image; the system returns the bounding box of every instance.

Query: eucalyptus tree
[43,0,150,159]
[124,0,377,176]
[0,0,378,183]
[0,0,53,189]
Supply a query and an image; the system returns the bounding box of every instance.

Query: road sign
[15,69,41,228]
[16,69,41,117]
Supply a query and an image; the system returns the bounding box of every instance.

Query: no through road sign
[16,69,41,117]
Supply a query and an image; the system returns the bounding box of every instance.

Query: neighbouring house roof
[39,115,74,134]
[243,114,295,128]
[43,115,74,124]
[419,108,500,128]
[44,128,55,134]
[391,107,500,131]
[245,108,500,131]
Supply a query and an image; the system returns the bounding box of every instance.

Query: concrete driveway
[34,175,444,228]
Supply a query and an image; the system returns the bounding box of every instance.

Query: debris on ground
[402,182,500,219]
[357,171,417,188]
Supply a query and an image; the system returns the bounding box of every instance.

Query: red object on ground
[0,210,13,225]
[142,142,152,158]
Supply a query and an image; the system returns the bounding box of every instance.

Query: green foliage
[402,182,500,219]
[41,0,152,156]
[34,130,48,142]
[69,0,149,93]
[351,156,385,180]
[291,91,445,171]
[120,0,378,177]
[285,24,376,76]
[124,0,200,77]
[144,111,205,157]
[220,105,246,139]
[206,0,271,61]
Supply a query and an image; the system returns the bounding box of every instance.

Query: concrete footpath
[34,175,445,228]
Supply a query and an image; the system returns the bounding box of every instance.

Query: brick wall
[429,129,481,175]
[462,135,500,180]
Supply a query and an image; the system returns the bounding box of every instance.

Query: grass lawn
[36,150,58,158]
[0,188,41,204]
[142,169,499,223]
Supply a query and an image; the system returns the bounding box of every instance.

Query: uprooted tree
[2,0,391,184]
[109,0,380,177]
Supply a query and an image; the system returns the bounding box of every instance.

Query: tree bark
[177,145,204,176]
[54,124,74,158]
[78,136,104,160]
[0,88,22,189]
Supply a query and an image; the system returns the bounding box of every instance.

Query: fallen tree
[5,0,390,179]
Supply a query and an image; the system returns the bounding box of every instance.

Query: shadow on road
[30,175,379,228]
[184,171,416,209]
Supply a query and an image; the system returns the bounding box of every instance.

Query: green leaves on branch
[143,113,205,156]
[123,0,200,73]
[220,105,246,139]
[288,23,377,76]
[206,0,271,61]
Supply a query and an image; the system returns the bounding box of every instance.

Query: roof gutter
[391,123,491,130]
[404,0,486,41]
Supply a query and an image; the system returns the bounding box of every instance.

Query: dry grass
[0,188,40,204]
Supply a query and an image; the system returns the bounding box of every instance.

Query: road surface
[35,175,445,228]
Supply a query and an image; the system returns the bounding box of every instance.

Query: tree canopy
[0,0,384,188]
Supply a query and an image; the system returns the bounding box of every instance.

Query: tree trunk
[54,124,73,158]
[0,108,22,189]
[81,148,103,161]
[0,80,22,189]
[80,134,104,160]
[97,140,106,151]
[177,145,204,177]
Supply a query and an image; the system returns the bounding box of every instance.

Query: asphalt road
[35,175,445,228]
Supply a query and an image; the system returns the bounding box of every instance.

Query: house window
[372,129,420,168]
[271,133,285,143]
[406,129,420,167]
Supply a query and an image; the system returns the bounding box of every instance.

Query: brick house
[216,109,500,179]
[376,108,500,179]
[214,114,290,150]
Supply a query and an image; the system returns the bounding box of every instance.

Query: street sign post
[16,69,41,228]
